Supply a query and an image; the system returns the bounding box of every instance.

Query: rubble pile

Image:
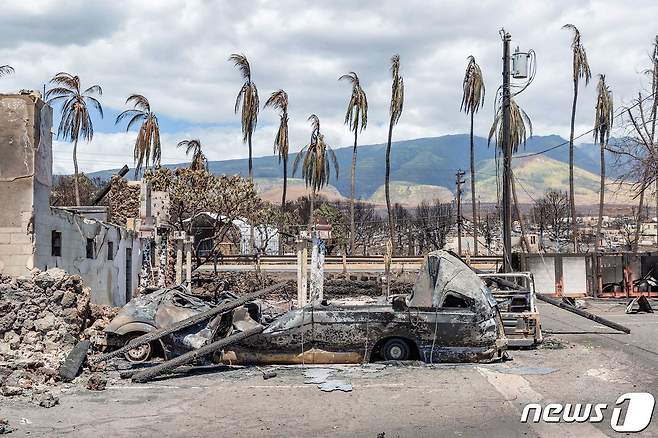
[0,268,112,399]
[108,175,139,227]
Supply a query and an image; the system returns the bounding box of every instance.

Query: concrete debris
[626,295,654,314]
[59,340,91,382]
[32,391,59,408]
[0,269,115,400]
[0,418,13,435]
[303,368,353,392]
[86,373,107,391]
[318,380,353,392]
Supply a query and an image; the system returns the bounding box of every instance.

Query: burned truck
[103,250,507,367]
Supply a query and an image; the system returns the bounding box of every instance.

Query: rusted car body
[105,250,507,364]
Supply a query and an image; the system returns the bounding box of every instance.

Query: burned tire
[381,338,411,361]
[123,334,153,363]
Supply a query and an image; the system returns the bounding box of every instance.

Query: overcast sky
[1,0,657,174]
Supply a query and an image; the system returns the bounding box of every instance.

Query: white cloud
[3,0,658,174]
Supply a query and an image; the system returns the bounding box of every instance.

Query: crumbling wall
[0,268,116,398]
[32,207,142,307]
[108,176,139,228]
[0,94,53,277]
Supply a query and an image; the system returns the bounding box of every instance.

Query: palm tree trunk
[349,111,359,255]
[469,112,478,255]
[73,137,81,206]
[279,158,287,255]
[309,188,315,234]
[247,130,254,254]
[596,141,605,248]
[568,79,579,252]
[385,117,395,253]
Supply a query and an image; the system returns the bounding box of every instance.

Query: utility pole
[501,30,513,273]
[456,169,466,256]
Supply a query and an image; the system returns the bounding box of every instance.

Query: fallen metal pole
[94,282,285,363]
[536,294,631,334]
[132,326,264,383]
[90,164,129,206]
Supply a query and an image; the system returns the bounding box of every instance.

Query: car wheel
[123,335,152,363]
[381,338,411,361]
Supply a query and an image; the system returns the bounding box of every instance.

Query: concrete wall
[0,93,50,276]
[0,93,141,306]
[32,207,141,306]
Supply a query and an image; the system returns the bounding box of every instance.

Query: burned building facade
[0,93,141,306]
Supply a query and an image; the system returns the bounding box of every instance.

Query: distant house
[184,212,279,256]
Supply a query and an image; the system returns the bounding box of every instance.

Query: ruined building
[0,93,141,306]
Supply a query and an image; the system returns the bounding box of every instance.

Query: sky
[1,0,656,174]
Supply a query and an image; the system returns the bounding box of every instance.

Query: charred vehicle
[104,250,507,364]
[478,272,543,348]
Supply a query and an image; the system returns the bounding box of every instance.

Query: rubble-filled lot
[0,269,116,406]
[1,300,656,437]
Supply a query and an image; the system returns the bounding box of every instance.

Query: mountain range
[90,134,631,206]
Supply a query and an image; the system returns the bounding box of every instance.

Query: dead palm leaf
[0,65,14,77]
[116,94,161,176]
[292,114,339,193]
[488,98,533,154]
[264,89,289,163]
[177,138,207,171]
[339,72,368,132]
[563,24,592,85]
[229,54,259,183]
[460,56,485,115]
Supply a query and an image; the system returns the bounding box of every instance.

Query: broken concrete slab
[58,340,91,383]
[303,367,353,392]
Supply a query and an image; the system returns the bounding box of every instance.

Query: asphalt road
[2,301,657,437]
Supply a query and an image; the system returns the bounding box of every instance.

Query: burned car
[103,286,238,362]
[104,250,507,365]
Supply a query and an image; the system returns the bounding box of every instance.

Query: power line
[514,91,657,159]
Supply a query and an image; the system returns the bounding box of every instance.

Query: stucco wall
[33,207,141,306]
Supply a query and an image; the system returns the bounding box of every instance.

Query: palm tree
[563,24,592,251]
[460,56,485,255]
[45,72,103,206]
[264,90,290,210]
[339,72,368,254]
[0,65,14,77]
[489,98,533,251]
[177,139,207,171]
[264,90,289,255]
[115,94,161,177]
[593,75,613,249]
[292,114,339,229]
[229,54,259,181]
[385,55,405,253]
